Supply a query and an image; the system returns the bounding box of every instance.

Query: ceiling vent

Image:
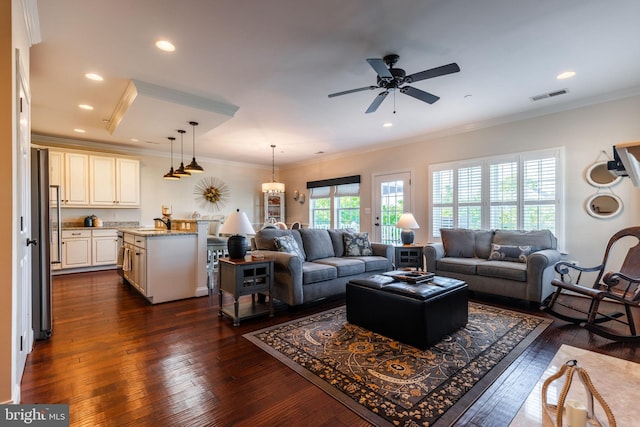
[530,88,569,102]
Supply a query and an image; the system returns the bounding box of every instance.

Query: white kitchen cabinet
[90,156,140,206]
[64,152,90,206]
[48,151,65,203]
[89,156,116,205]
[123,233,147,295]
[49,149,139,208]
[61,229,91,268]
[122,232,196,303]
[91,229,118,265]
[264,192,285,223]
[115,158,140,206]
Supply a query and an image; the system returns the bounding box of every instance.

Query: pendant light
[184,121,204,173]
[174,129,191,177]
[163,136,180,180]
[262,144,285,193]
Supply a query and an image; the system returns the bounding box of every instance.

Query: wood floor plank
[21,270,639,426]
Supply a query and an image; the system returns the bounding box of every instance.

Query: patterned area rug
[244,303,551,426]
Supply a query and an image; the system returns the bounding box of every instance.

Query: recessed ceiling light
[155,40,175,52]
[383,123,393,128]
[131,138,139,142]
[85,73,104,81]
[556,71,576,80]
[73,128,86,133]
[78,104,94,110]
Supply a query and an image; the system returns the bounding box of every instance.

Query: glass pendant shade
[163,136,180,180]
[184,121,204,173]
[262,144,285,193]
[174,129,191,177]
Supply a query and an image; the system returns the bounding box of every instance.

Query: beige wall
[282,95,640,269]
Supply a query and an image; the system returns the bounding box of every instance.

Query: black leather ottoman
[346,273,468,349]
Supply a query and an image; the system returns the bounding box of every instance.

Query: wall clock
[194,176,230,212]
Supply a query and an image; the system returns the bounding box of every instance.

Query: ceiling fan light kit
[328,54,460,114]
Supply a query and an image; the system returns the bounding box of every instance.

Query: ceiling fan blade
[328,86,378,98]
[405,63,460,84]
[400,86,440,104]
[366,58,393,79]
[365,91,389,114]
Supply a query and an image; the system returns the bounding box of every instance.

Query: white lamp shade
[219,210,255,235]
[396,213,420,229]
[262,181,285,193]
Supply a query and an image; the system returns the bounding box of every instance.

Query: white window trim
[428,147,564,247]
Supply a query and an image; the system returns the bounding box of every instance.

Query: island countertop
[118,228,197,237]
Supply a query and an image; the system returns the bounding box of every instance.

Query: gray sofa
[424,229,562,304]
[252,228,393,306]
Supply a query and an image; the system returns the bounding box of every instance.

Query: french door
[372,172,412,244]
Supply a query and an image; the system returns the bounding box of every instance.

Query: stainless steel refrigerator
[31,147,60,340]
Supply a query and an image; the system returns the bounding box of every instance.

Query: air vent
[530,88,569,101]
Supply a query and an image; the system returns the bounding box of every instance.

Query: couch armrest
[252,250,304,305]
[526,249,563,302]
[371,243,393,262]
[423,243,445,273]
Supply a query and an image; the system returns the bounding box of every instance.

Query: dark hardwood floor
[21,271,639,426]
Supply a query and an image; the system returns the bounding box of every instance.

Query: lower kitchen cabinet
[60,228,118,270]
[122,232,196,304]
[92,229,118,265]
[61,229,91,269]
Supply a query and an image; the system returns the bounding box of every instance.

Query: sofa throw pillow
[440,228,475,258]
[274,235,305,260]
[343,232,373,257]
[488,244,531,263]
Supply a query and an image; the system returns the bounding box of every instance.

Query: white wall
[281,95,640,269]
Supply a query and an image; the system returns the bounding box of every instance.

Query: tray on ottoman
[346,272,468,349]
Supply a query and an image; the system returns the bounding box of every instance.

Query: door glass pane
[380,180,404,244]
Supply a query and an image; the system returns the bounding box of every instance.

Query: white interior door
[16,50,31,396]
[372,171,412,244]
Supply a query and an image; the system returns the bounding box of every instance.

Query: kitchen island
[119,220,210,304]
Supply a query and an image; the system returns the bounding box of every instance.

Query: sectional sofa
[252,228,393,306]
[424,228,562,304]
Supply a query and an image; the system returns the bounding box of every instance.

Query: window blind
[335,183,360,197]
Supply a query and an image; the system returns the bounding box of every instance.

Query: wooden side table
[394,245,424,271]
[218,257,274,326]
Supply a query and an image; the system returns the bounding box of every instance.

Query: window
[430,148,562,239]
[309,182,360,230]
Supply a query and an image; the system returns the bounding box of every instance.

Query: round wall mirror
[586,194,623,219]
[586,161,622,187]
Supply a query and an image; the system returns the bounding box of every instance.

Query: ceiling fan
[328,54,460,113]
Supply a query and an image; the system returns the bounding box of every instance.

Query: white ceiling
[31,0,640,167]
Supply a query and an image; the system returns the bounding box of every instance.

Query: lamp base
[227,235,248,260]
[400,230,415,245]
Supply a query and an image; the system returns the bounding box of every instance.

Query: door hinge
[21,216,24,231]
[20,97,23,113]
[20,336,23,351]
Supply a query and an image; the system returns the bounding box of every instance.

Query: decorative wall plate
[194,176,230,212]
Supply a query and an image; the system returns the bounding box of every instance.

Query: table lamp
[219,209,255,259]
[396,213,420,245]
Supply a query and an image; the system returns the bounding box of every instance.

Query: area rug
[244,303,551,426]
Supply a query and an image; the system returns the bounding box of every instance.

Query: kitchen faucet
[153,217,171,230]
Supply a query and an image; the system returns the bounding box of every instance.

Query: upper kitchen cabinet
[90,156,140,206]
[50,150,90,205]
[49,149,140,208]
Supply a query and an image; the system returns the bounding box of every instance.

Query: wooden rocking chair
[542,226,640,342]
